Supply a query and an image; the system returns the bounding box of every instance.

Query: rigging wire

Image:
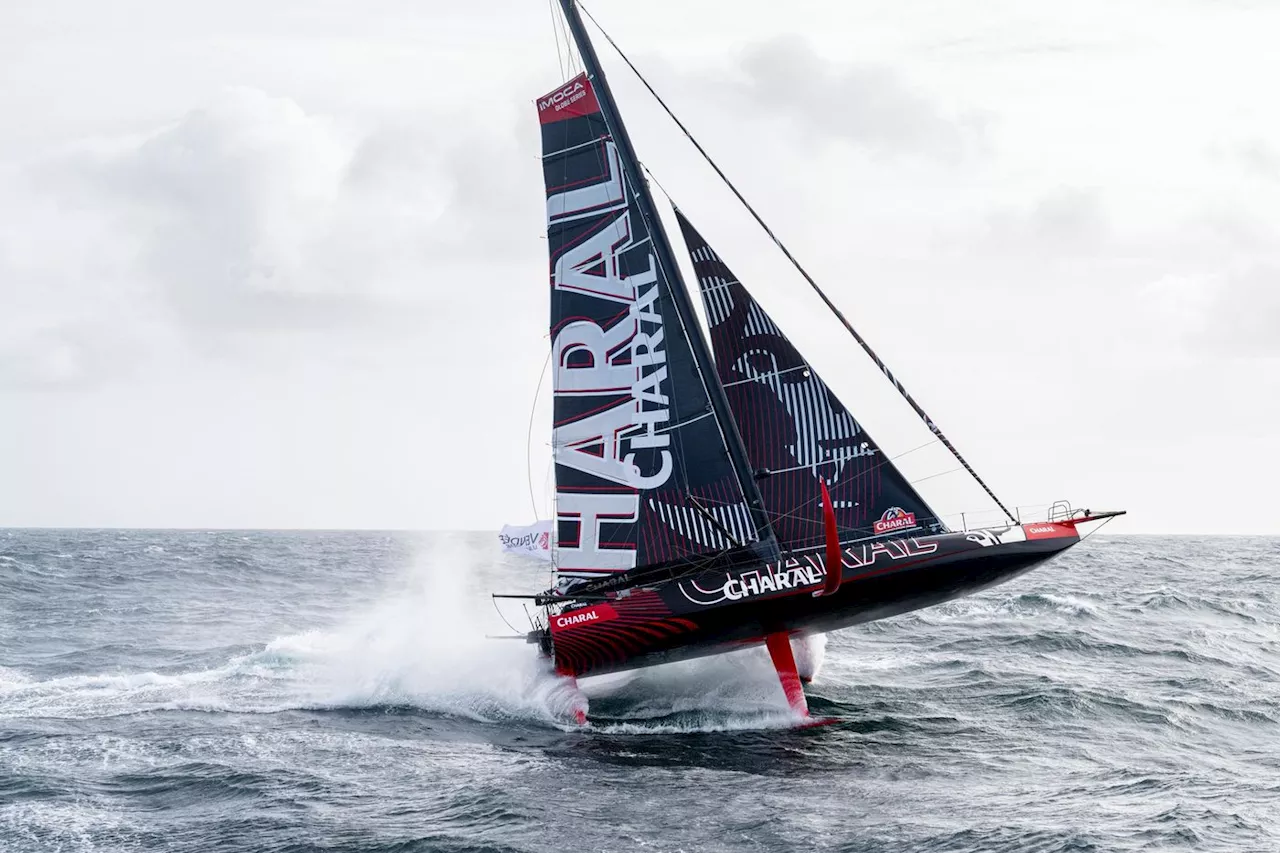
[492,595,525,636]
[639,162,676,205]
[575,0,1018,526]
[1078,515,1117,540]
[527,346,553,522]
[558,1,579,76]
[909,466,964,486]
[548,0,567,79]
[543,0,790,586]
[695,437,941,531]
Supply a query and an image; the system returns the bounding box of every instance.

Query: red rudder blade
[765,632,809,718]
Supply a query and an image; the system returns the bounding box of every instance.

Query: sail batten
[677,210,946,552]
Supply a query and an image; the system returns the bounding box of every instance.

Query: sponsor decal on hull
[678,537,939,606]
[1022,522,1077,541]
[550,603,619,632]
[874,506,917,535]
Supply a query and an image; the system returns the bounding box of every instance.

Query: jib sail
[677,210,944,551]
[537,74,777,582]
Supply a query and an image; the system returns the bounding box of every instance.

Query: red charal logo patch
[538,531,550,550]
[874,507,917,535]
[550,603,619,632]
[1023,522,1076,541]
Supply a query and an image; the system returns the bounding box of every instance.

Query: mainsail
[677,210,944,552]
[537,74,778,582]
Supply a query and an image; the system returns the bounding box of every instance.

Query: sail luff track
[573,1,1018,526]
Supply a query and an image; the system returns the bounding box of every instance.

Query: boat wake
[0,541,807,734]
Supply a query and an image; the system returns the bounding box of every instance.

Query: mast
[571,5,1018,526]
[555,0,777,557]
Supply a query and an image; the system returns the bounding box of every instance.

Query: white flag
[498,521,553,561]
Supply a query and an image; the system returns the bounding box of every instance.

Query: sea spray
[792,633,827,683]
[263,532,573,724]
[0,533,571,724]
[267,535,821,727]
[0,530,818,729]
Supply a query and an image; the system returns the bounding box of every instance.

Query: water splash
[0,536,802,732]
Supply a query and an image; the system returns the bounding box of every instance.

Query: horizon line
[2,525,1276,538]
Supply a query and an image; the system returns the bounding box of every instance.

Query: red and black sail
[676,210,944,552]
[537,75,778,582]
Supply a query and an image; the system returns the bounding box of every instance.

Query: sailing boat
[503,0,1123,724]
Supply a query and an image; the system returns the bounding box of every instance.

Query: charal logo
[678,537,939,606]
[873,506,917,535]
[555,610,597,628]
[539,531,550,550]
[1023,522,1075,541]
[550,604,618,632]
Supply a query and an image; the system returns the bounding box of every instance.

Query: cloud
[0,87,539,389]
[983,187,1110,254]
[1235,139,1279,180]
[0,327,131,390]
[723,35,987,160]
[1147,264,1280,356]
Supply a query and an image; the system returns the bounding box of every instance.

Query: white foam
[793,633,828,682]
[0,666,32,689]
[0,537,810,732]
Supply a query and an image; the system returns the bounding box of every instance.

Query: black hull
[546,522,1081,678]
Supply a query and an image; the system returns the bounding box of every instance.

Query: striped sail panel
[648,498,754,550]
[538,75,771,580]
[676,210,944,551]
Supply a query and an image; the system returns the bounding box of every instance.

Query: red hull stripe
[1022,522,1078,541]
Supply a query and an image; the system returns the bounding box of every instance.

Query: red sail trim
[819,480,842,597]
[552,395,632,427]
[537,73,602,124]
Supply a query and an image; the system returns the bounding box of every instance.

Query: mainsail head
[537,75,777,583]
[676,210,945,551]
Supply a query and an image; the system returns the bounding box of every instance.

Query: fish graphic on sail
[537,74,778,583]
[676,210,943,551]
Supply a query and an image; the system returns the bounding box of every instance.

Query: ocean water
[1,530,1278,853]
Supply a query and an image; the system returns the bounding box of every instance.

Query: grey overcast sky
[2,0,1277,533]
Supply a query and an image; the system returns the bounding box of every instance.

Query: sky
[1,0,1277,533]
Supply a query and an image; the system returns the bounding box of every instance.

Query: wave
[0,538,806,733]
